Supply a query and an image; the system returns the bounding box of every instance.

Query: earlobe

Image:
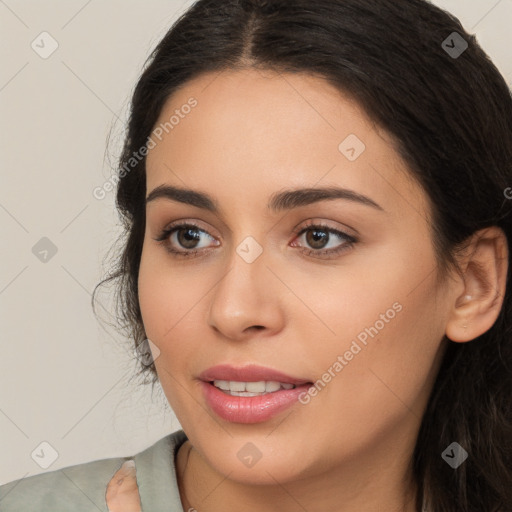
[445,227,509,343]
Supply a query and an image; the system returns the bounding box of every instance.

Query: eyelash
[153,220,357,260]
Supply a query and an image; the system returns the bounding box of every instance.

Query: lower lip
[201,381,312,424]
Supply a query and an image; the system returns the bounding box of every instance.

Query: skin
[107,68,508,512]
[105,460,141,512]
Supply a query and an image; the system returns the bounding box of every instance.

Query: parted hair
[93,1,512,510]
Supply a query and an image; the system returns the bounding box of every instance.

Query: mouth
[198,364,314,423]
[199,363,311,386]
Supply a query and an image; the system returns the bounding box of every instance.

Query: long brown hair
[93,1,512,510]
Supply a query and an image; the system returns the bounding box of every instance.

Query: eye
[291,221,357,259]
[153,220,357,260]
[154,222,219,258]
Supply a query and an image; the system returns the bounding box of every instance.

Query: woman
[1,0,511,511]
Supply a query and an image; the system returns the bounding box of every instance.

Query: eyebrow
[145,184,384,213]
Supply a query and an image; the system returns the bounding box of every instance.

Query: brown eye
[304,228,330,249]
[154,222,219,257]
[292,223,357,259]
[176,227,203,249]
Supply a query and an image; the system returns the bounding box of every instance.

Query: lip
[199,364,311,385]
[199,364,313,424]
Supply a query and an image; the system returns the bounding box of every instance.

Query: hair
[92,0,512,510]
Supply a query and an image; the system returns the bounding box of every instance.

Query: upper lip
[199,364,311,385]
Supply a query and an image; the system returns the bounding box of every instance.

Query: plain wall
[1,0,511,485]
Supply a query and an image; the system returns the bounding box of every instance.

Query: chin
[211,454,309,486]
[194,434,317,486]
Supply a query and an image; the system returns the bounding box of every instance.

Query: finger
[105,460,142,512]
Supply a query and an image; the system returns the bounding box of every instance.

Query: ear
[445,226,509,343]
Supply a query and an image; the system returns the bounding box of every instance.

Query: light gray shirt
[0,429,188,511]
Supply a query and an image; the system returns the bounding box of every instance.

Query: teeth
[246,381,266,392]
[229,391,263,397]
[265,381,281,392]
[212,380,296,394]
[214,380,230,391]
[229,381,246,392]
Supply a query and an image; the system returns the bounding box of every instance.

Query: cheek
[138,247,205,344]
[137,250,202,413]
[309,275,446,436]
[295,247,446,430]
[137,247,222,414]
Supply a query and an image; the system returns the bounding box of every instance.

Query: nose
[206,243,285,342]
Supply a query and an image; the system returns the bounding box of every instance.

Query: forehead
[145,68,429,222]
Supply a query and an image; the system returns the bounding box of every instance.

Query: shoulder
[0,430,188,512]
[0,456,124,511]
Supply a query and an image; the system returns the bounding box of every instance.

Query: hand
[105,460,142,512]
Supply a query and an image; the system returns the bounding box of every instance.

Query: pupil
[307,229,328,249]
[179,228,200,248]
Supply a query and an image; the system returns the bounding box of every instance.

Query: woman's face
[138,68,453,484]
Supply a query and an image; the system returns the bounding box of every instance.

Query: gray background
[1,0,511,485]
